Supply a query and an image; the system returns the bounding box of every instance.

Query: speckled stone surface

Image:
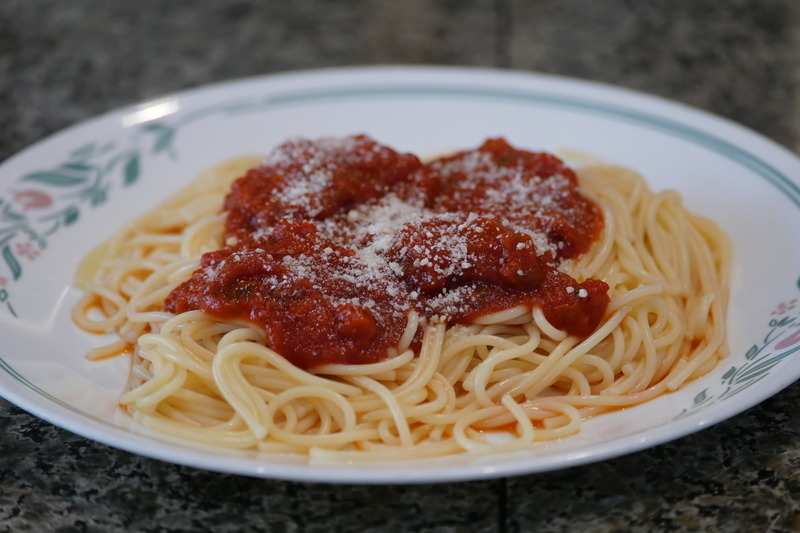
[0,1,798,531]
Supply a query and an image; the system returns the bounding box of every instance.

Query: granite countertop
[0,1,798,531]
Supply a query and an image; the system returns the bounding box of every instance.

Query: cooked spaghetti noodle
[73,137,730,462]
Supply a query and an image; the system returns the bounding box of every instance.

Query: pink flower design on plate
[12,189,53,210]
[770,298,798,316]
[14,241,40,260]
[775,327,800,351]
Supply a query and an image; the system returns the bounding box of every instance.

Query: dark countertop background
[0,1,798,531]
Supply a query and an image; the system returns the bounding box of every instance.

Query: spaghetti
[73,136,730,462]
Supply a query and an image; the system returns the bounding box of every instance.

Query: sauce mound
[165,135,609,369]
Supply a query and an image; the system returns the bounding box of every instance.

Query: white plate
[1,66,799,484]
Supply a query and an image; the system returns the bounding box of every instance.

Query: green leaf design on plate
[22,170,89,187]
[736,350,796,384]
[1,245,21,280]
[768,315,794,328]
[721,366,736,381]
[693,389,708,405]
[1,204,24,222]
[676,276,800,420]
[63,206,80,225]
[735,365,773,385]
[61,161,94,172]
[123,152,140,186]
[88,187,107,207]
[1,116,166,315]
[744,345,758,360]
[142,122,176,154]
[70,142,96,160]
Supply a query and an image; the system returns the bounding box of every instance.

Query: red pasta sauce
[165,135,609,369]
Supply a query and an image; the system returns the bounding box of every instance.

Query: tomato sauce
[165,135,608,369]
